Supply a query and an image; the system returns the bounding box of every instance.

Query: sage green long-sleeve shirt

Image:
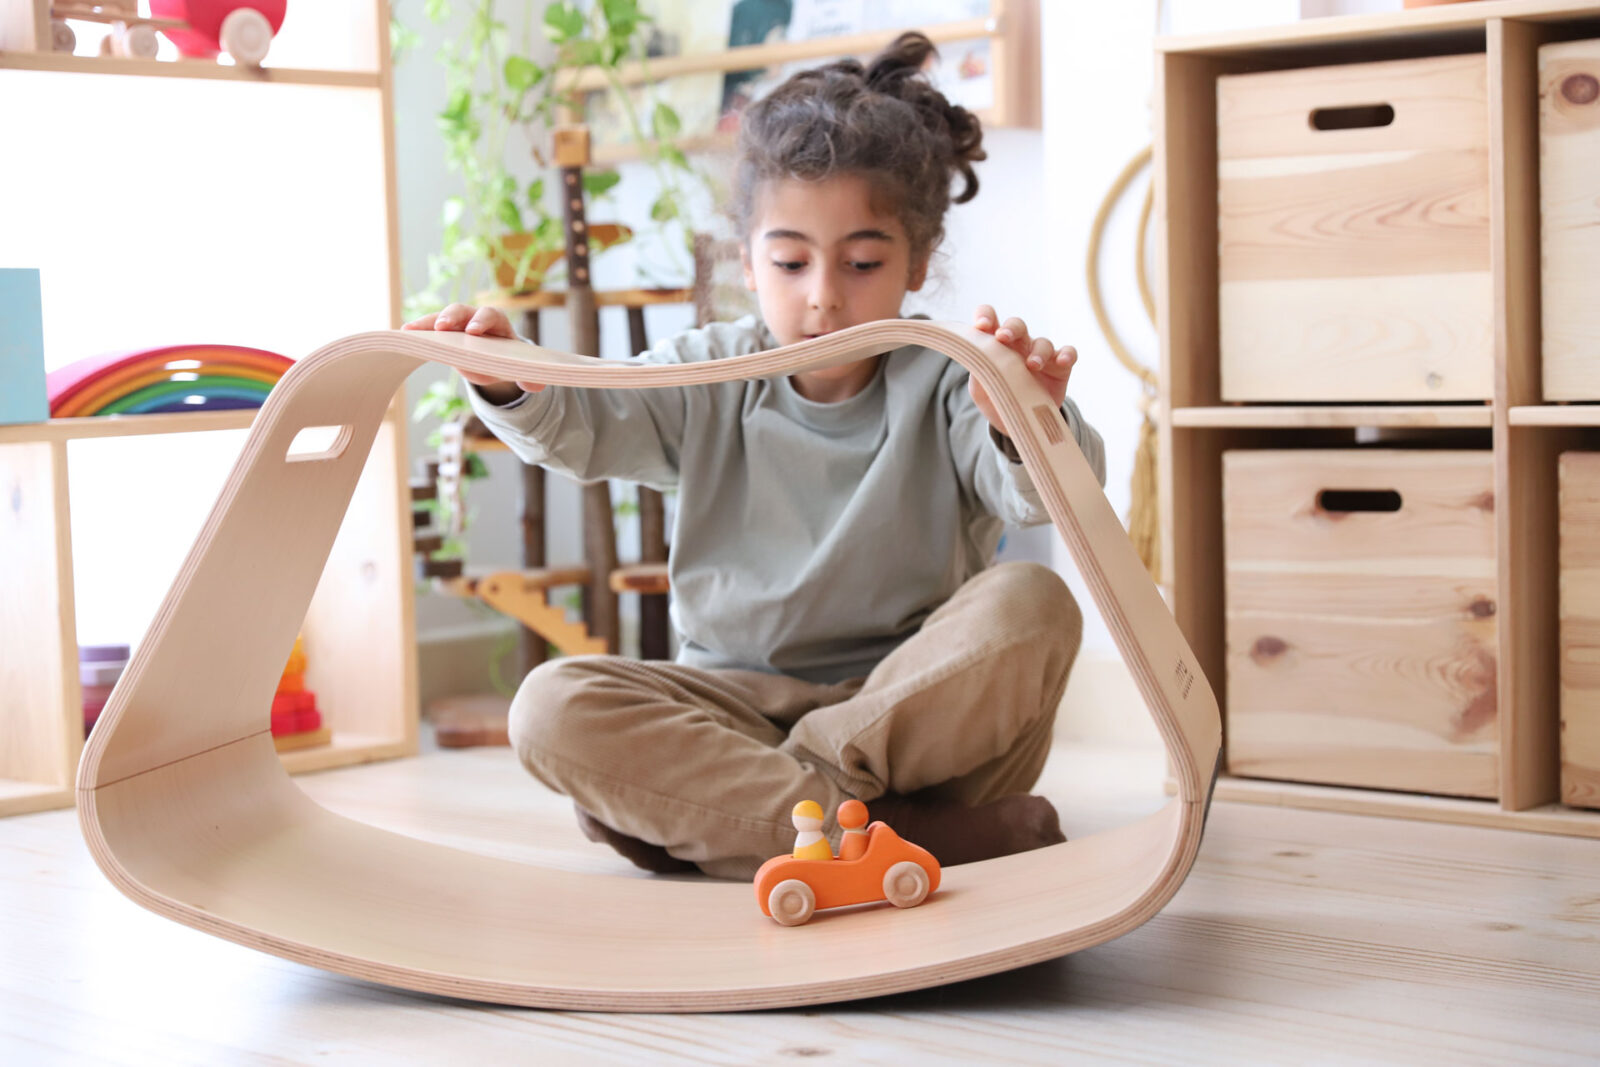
[470,315,1106,685]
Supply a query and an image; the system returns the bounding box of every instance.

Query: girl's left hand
[969,305,1078,437]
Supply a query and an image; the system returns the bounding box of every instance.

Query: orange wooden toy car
[754,800,942,926]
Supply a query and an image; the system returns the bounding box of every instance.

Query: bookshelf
[0,0,415,816]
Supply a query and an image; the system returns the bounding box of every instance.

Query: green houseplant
[395,0,709,562]
[397,0,706,322]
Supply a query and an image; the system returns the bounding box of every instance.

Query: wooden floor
[3,734,1597,1065]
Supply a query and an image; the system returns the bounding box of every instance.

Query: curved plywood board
[76,321,1221,1011]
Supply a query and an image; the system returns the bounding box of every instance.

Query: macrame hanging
[1086,144,1161,582]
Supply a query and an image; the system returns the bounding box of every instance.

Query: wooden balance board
[76,321,1221,1012]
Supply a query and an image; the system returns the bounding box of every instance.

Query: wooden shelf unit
[0,408,419,817]
[1208,775,1600,839]
[0,0,413,818]
[0,0,388,83]
[0,50,382,87]
[1155,0,1600,837]
[575,0,1041,165]
[1171,405,1495,429]
[1509,405,1600,425]
[0,409,258,443]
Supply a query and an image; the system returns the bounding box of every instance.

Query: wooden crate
[1559,452,1600,808]
[1223,450,1499,798]
[1217,54,1493,402]
[1540,39,1600,401]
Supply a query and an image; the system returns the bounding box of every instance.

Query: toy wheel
[220,8,274,67]
[767,879,815,927]
[110,23,159,59]
[51,19,75,53]
[883,861,931,909]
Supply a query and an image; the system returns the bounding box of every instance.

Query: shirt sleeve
[465,318,764,489]
[945,367,1108,527]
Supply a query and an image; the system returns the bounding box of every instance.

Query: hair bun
[865,30,938,88]
[732,30,988,259]
[864,32,986,203]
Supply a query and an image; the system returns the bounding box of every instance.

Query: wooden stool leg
[636,491,669,660]
[626,304,671,659]
[580,479,620,654]
[516,308,549,676]
[518,464,549,674]
[553,126,620,655]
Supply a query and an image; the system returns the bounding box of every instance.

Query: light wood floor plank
[2,739,1596,1065]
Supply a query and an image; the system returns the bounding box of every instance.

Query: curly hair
[732,31,987,265]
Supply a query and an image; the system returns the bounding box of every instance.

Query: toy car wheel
[220,8,274,67]
[883,861,931,909]
[767,879,816,927]
[51,19,76,53]
[111,22,159,59]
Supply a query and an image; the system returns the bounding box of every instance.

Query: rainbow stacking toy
[47,344,293,418]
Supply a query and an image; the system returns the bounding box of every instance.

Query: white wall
[1029,3,1161,655]
[5,67,391,654]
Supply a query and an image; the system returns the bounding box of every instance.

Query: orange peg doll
[790,800,833,861]
[837,800,869,861]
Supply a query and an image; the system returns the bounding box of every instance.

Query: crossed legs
[507,562,1083,879]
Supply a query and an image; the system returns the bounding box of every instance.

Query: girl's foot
[573,805,697,874]
[870,792,1066,867]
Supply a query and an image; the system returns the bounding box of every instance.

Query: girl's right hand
[402,302,547,394]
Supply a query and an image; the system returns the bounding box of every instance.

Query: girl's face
[742,174,929,352]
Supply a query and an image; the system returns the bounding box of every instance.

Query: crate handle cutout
[285,424,353,464]
[1309,103,1395,131]
[1318,488,1402,513]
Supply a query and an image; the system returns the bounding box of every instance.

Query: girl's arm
[967,306,1079,437]
[405,304,549,400]
[945,371,1106,526]
[405,304,687,489]
[468,377,686,490]
[948,306,1107,524]
[968,307,1106,486]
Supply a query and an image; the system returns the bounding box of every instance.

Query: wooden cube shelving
[1156,0,1600,837]
[0,0,413,817]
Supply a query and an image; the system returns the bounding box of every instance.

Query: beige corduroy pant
[507,560,1084,879]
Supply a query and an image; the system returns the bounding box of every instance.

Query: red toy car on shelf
[754,800,942,927]
[45,1,286,67]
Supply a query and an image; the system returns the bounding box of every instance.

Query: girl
[405,32,1106,879]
